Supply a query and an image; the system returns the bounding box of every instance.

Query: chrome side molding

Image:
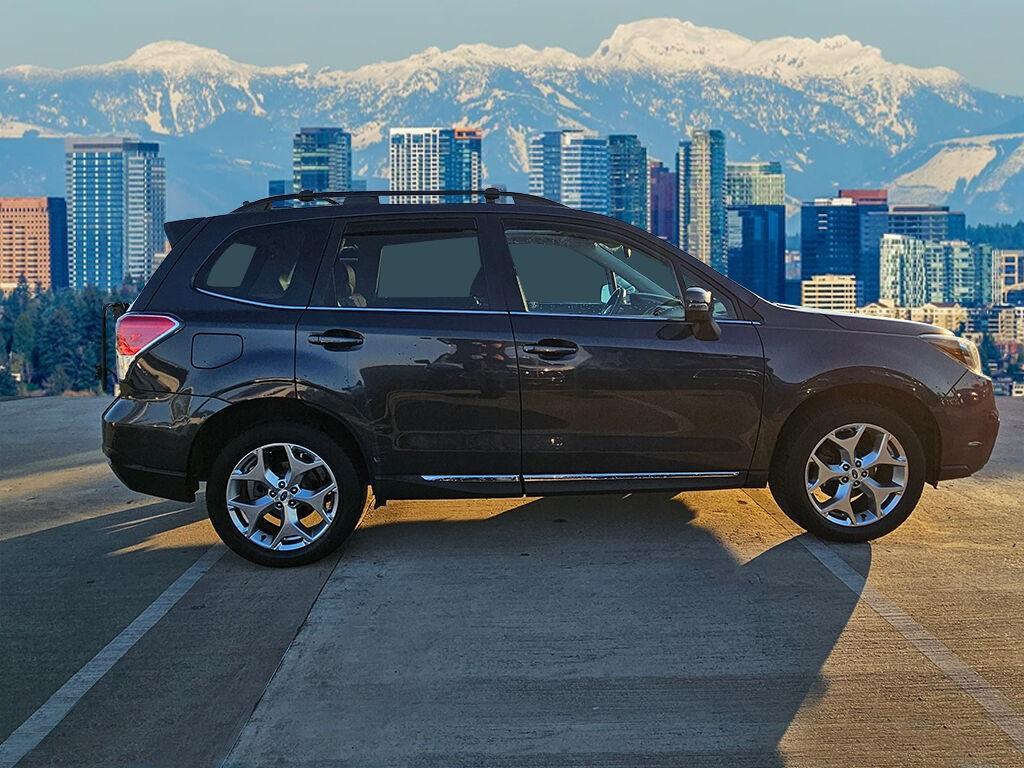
[420,474,520,483]
[421,471,741,483]
[523,471,741,482]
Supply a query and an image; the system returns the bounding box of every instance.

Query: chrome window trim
[193,288,759,324]
[194,288,508,315]
[304,306,508,315]
[194,287,305,310]
[509,310,758,325]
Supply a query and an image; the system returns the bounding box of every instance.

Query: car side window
[312,225,489,311]
[195,220,329,307]
[505,227,708,319]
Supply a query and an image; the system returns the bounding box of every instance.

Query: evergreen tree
[0,364,18,397]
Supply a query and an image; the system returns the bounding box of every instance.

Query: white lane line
[746,491,1024,753]
[0,544,226,768]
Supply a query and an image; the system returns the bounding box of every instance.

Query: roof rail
[233,187,565,213]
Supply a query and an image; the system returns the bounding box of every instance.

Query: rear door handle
[308,329,364,351]
[522,339,579,358]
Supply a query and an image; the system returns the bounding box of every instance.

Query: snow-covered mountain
[1,19,1022,221]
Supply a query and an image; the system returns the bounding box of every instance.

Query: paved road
[1,395,1022,766]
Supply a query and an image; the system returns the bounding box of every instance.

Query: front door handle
[308,328,364,351]
[522,339,579,358]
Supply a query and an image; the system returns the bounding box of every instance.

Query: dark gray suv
[103,188,999,566]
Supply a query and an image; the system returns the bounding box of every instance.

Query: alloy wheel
[804,422,909,527]
[226,442,339,551]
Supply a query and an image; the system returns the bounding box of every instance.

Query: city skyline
[2,17,1022,225]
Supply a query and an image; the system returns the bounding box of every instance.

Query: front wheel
[207,422,369,567]
[769,402,926,542]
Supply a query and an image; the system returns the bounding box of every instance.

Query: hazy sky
[2,0,1022,95]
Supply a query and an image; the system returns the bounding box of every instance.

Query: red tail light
[115,314,181,380]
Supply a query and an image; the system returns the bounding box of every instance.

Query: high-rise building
[528,131,569,202]
[725,161,785,206]
[677,129,726,270]
[880,234,929,307]
[726,205,786,301]
[801,274,858,312]
[879,235,995,307]
[293,127,352,193]
[800,190,888,304]
[389,126,482,204]
[0,197,67,293]
[992,249,1024,304]
[451,127,483,199]
[65,137,165,289]
[528,130,608,214]
[607,135,648,229]
[885,204,966,242]
[648,160,678,244]
[945,241,992,307]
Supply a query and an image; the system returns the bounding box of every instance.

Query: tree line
[0,277,138,397]
[966,220,1024,250]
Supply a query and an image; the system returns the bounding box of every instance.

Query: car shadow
[298,490,874,766]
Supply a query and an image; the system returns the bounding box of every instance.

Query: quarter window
[195,220,329,306]
[313,226,490,310]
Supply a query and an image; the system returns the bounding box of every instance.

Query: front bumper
[102,394,213,502]
[933,372,1000,482]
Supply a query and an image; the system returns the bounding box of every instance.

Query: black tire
[768,401,926,543]
[207,422,370,567]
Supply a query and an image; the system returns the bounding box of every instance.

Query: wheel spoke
[829,424,866,465]
[294,483,337,522]
[861,477,902,516]
[820,481,858,524]
[808,454,844,493]
[232,447,281,488]
[860,430,907,470]
[285,444,325,484]
[230,494,275,537]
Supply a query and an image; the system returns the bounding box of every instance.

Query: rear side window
[195,220,330,307]
[312,224,490,310]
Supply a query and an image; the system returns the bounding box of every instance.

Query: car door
[295,215,521,499]
[497,217,765,494]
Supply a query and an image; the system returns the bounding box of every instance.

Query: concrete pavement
[1,395,1021,766]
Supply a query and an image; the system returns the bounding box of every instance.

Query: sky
[1,0,1022,96]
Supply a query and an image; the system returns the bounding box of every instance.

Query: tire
[207,422,370,567]
[768,401,926,543]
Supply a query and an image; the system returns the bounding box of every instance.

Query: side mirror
[683,287,722,341]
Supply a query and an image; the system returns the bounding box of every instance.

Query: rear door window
[312,221,491,310]
[195,219,330,306]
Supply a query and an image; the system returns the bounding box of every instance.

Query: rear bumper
[933,372,1000,482]
[102,394,214,502]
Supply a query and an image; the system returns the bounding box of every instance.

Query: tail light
[115,314,181,380]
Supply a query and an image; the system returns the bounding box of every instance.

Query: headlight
[920,333,982,374]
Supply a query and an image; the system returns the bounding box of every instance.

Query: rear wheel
[207,422,369,567]
[769,402,926,542]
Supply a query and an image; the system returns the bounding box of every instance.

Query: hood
[824,310,949,336]
[764,303,950,337]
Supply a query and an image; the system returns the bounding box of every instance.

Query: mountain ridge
[1,19,1022,221]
